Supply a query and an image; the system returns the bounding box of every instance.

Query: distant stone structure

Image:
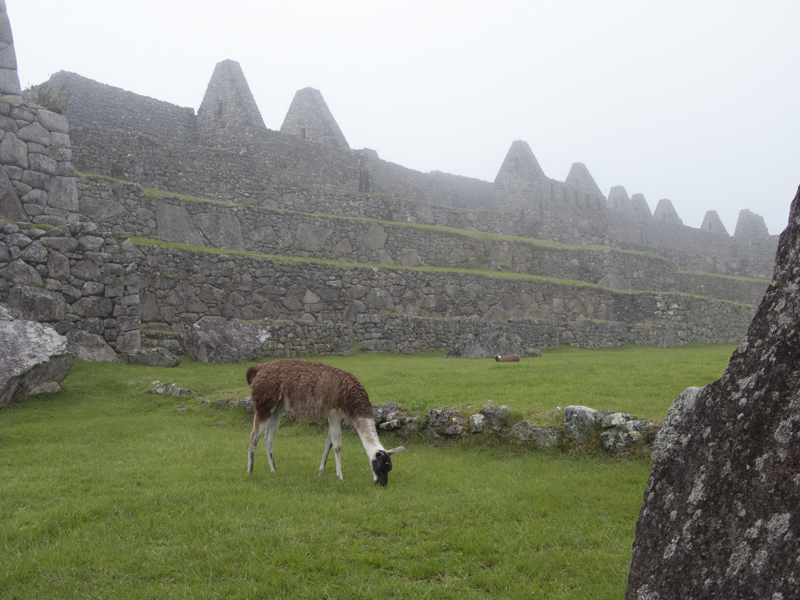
[626,185,800,599]
[31,61,777,278]
[0,4,782,361]
[0,1,21,103]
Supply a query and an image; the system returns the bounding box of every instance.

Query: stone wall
[356,310,751,354]
[133,241,753,342]
[78,175,680,293]
[46,71,198,147]
[39,70,778,281]
[0,220,141,354]
[676,271,770,305]
[0,99,79,226]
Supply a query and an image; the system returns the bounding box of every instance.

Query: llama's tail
[246,364,263,386]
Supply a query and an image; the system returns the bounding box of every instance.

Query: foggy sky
[9,0,800,235]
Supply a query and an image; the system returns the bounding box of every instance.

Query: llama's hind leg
[248,413,268,474]
[319,430,333,476]
[263,399,285,472]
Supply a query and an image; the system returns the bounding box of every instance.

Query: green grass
[0,344,736,599]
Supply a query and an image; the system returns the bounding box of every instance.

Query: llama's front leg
[319,430,333,476]
[327,418,344,480]
[263,403,284,472]
[248,414,268,473]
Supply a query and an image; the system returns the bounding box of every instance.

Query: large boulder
[182,316,271,364]
[0,306,74,407]
[626,186,800,599]
[444,331,527,359]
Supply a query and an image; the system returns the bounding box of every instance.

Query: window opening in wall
[300,128,306,140]
[216,102,223,118]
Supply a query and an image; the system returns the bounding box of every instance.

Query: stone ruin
[0,0,784,368]
[626,186,800,598]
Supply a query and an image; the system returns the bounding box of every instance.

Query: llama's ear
[387,446,405,455]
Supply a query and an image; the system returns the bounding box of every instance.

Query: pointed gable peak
[280,87,350,150]
[564,162,603,198]
[494,140,546,184]
[197,59,266,146]
[701,210,728,235]
[653,199,683,225]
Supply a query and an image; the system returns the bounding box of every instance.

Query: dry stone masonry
[0,4,779,363]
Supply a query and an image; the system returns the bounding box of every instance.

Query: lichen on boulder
[626,186,800,599]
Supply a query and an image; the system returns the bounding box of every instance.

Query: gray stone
[126,347,181,368]
[0,258,42,286]
[445,330,526,359]
[36,110,69,134]
[16,122,51,146]
[0,162,25,222]
[114,330,141,354]
[600,412,632,429]
[469,413,486,433]
[6,284,65,322]
[295,223,332,252]
[70,259,101,281]
[182,316,271,364]
[66,330,118,362]
[0,66,20,95]
[510,421,558,446]
[157,202,204,246]
[562,405,597,441]
[0,42,16,70]
[480,405,510,429]
[194,212,245,250]
[0,131,27,168]
[47,177,78,211]
[626,186,800,599]
[0,307,74,407]
[428,408,455,427]
[71,296,113,318]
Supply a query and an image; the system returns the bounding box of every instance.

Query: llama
[245,359,405,485]
[495,354,520,362]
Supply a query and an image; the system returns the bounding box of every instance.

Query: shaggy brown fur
[247,359,374,422]
[495,354,520,362]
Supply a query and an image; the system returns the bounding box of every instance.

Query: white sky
[9,0,800,235]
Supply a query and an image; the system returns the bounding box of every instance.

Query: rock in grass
[562,405,597,441]
[126,347,180,368]
[182,316,271,364]
[626,186,800,599]
[0,306,74,407]
[480,405,510,429]
[510,421,557,446]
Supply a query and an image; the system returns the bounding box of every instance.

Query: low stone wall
[133,241,753,344]
[355,310,750,354]
[79,176,678,292]
[677,271,770,305]
[0,221,141,353]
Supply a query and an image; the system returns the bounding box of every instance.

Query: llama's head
[371,447,405,486]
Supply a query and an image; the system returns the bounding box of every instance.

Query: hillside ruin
[0,1,776,359]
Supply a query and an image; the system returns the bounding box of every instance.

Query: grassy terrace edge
[77,171,667,261]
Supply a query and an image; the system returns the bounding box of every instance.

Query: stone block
[0,131,27,168]
[47,177,78,211]
[6,284,65,322]
[16,121,50,146]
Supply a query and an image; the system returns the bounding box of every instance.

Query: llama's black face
[371,451,393,486]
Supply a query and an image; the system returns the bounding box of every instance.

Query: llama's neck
[353,417,385,458]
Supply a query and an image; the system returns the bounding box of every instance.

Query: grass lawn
[0,344,736,599]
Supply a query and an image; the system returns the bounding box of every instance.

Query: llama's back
[248,359,373,421]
